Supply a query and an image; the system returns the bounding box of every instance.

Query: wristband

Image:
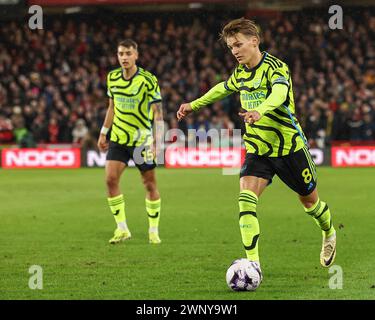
[100,126,109,135]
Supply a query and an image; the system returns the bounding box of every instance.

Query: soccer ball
[226,258,262,291]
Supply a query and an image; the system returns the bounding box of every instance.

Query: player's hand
[177,103,193,121]
[97,134,109,152]
[238,110,261,125]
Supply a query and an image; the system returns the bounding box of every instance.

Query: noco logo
[2,149,81,168]
[165,147,245,168]
[165,148,324,168]
[332,147,375,167]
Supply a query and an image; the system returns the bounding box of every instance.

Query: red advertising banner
[165,147,245,168]
[2,148,81,169]
[331,146,375,167]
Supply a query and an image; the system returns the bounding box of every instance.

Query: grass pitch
[0,167,374,300]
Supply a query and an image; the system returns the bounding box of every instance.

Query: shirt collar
[242,51,267,72]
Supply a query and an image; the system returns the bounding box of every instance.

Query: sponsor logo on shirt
[115,96,139,110]
[241,91,266,109]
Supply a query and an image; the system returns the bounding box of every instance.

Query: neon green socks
[238,190,260,261]
[305,199,335,238]
[107,194,128,231]
[146,198,161,233]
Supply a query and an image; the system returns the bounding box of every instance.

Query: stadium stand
[0,9,374,147]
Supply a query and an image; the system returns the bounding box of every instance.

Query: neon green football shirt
[191,52,307,157]
[107,66,162,146]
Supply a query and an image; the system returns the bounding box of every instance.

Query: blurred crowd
[0,9,374,148]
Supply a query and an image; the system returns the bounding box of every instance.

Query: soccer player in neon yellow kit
[98,39,163,245]
[177,18,336,280]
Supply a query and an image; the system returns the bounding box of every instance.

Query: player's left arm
[151,101,164,125]
[151,101,164,156]
[148,76,164,155]
[239,64,290,124]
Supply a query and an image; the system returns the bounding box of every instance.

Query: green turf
[0,167,374,300]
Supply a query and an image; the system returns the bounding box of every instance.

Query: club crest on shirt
[253,79,261,89]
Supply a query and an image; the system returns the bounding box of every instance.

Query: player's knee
[300,197,318,209]
[302,200,311,209]
[143,180,156,193]
[106,174,120,189]
[299,190,319,209]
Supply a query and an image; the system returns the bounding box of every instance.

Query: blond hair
[220,18,260,43]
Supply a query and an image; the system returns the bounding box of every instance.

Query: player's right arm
[97,98,114,152]
[239,63,290,124]
[177,73,237,121]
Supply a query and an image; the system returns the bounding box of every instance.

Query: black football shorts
[106,141,156,172]
[240,146,317,196]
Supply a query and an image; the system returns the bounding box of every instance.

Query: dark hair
[117,39,138,50]
[220,18,260,43]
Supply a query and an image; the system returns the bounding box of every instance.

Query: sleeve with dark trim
[270,63,290,87]
[224,68,240,92]
[148,75,162,104]
[190,82,234,111]
[255,83,289,116]
[106,73,113,99]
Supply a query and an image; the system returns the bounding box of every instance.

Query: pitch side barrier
[83,146,330,168]
[162,147,329,168]
[331,145,375,167]
[1,145,374,169]
[0,146,329,168]
[0,147,81,169]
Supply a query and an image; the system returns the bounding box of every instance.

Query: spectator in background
[11,107,35,147]
[347,108,364,141]
[0,113,13,143]
[72,118,89,144]
[31,114,48,143]
[82,126,100,150]
[331,104,350,141]
[304,107,321,147]
[47,117,59,143]
[362,112,375,140]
